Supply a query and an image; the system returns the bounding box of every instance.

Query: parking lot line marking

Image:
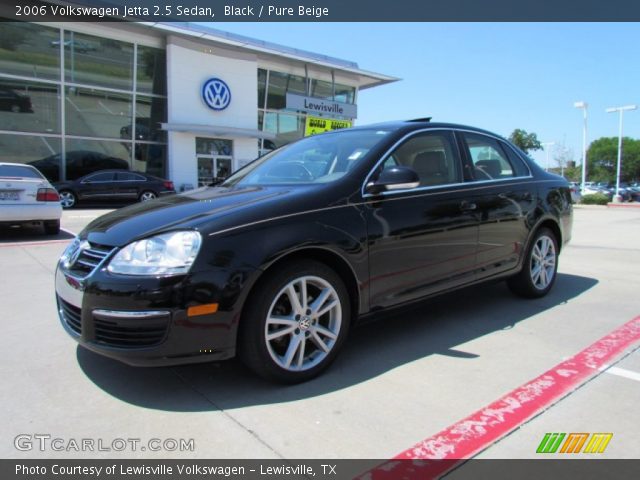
[0,239,72,247]
[603,366,640,383]
[358,315,640,480]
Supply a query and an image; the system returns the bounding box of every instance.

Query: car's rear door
[457,131,537,279]
[364,129,480,309]
[115,172,146,200]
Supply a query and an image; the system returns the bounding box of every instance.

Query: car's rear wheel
[139,190,157,202]
[239,260,350,383]
[59,190,76,209]
[508,227,558,298]
[44,220,60,235]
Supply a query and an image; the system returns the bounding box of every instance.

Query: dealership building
[0,21,397,189]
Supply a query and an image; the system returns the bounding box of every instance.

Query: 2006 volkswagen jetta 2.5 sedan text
[55,120,573,383]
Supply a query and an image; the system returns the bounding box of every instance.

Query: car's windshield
[222,128,395,187]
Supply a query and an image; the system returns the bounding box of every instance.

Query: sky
[198,22,640,169]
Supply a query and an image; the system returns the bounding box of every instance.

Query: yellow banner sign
[304,116,352,137]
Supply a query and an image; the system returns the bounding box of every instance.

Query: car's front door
[365,130,480,309]
[76,172,116,200]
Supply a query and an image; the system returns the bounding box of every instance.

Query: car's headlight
[107,231,201,276]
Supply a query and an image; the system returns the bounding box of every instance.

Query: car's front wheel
[239,260,350,383]
[508,227,558,298]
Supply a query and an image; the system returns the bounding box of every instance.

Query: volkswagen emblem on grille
[65,240,89,269]
[202,78,231,111]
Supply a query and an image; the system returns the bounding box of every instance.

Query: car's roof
[350,120,508,139]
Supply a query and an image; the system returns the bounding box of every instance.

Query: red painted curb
[358,316,640,480]
[606,203,640,208]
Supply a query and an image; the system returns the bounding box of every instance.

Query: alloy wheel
[264,275,342,372]
[530,234,556,290]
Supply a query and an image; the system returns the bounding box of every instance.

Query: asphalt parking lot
[1,205,639,464]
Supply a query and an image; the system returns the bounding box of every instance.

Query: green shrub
[581,193,610,205]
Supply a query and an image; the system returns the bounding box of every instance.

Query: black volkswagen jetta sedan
[55,120,573,383]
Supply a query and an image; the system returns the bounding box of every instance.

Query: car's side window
[381,131,460,187]
[83,172,113,182]
[462,132,516,181]
[499,141,531,177]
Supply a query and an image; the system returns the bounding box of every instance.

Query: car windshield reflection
[222,128,395,187]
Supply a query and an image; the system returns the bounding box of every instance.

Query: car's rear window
[0,165,44,179]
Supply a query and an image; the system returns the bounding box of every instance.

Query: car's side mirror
[365,166,420,195]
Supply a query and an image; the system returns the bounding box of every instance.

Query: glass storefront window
[0,22,60,81]
[262,112,305,148]
[196,137,233,156]
[0,134,61,180]
[134,95,167,142]
[334,83,356,104]
[132,143,166,178]
[64,31,133,91]
[266,71,306,110]
[310,79,333,101]
[65,87,132,139]
[258,69,267,108]
[137,46,167,96]
[65,138,131,180]
[0,79,59,133]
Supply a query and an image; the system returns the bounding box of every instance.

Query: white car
[0,163,62,235]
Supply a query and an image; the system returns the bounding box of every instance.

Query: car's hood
[81,184,324,247]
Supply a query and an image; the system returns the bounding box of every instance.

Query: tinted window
[0,164,44,179]
[83,172,114,182]
[116,172,145,181]
[499,141,531,177]
[463,133,515,180]
[381,131,460,187]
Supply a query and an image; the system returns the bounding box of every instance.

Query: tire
[139,190,157,202]
[10,104,20,113]
[59,190,76,209]
[239,260,351,383]
[44,220,60,235]
[508,227,559,298]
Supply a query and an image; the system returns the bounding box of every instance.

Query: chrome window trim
[361,127,534,198]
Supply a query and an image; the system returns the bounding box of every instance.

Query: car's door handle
[459,201,477,211]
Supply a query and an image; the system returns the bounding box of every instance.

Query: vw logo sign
[202,78,231,111]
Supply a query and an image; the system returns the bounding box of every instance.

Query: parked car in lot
[0,163,61,234]
[29,150,129,182]
[0,87,33,113]
[54,170,175,208]
[55,120,573,383]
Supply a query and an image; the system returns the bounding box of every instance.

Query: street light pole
[606,104,637,202]
[541,142,555,172]
[573,101,588,193]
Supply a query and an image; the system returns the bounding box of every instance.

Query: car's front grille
[58,298,81,335]
[93,314,170,349]
[67,242,114,278]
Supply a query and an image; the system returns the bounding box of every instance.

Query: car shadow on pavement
[77,273,598,412]
[0,224,74,243]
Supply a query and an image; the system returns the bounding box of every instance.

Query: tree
[508,129,543,154]
[587,137,640,183]
[553,144,574,177]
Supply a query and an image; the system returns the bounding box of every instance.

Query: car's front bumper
[54,259,244,366]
